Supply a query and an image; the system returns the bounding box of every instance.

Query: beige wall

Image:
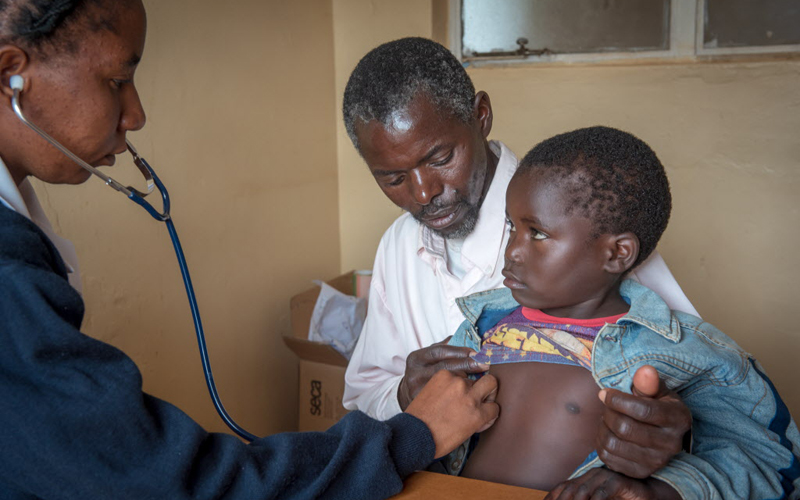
[334,0,435,270]
[334,1,800,416]
[33,0,341,435]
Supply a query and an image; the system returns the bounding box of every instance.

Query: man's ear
[603,232,640,275]
[473,91,493,138]
[0,45,29,99]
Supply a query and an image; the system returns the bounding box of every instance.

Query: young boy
[445,126,800,498]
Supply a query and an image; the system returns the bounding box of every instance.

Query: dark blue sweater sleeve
[0,208,435,499]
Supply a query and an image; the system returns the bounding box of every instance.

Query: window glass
[462,0,670,57]
[703,0,800,48]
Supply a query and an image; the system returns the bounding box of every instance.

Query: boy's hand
[545,468,681,500]
[398,336,490,410]
[595,365,692,478]
[405,369,499,458]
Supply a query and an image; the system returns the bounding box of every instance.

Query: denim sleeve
[651,359,800,500]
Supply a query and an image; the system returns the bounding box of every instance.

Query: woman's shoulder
[0,204,68,278]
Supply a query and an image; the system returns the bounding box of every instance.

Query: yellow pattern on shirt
[488,325,562,356]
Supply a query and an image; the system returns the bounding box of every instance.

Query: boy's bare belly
[460,362,604,491]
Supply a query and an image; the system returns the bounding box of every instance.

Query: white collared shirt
[0,157,82,293]
[343,141,698,421]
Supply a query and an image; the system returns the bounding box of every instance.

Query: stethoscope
[9,75,257,442]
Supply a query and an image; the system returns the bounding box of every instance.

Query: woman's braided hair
[0,0,105,54]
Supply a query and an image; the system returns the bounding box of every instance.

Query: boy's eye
[506,217,515,231]
[530,228,547,240]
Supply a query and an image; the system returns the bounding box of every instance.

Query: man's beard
[413,198,481,239]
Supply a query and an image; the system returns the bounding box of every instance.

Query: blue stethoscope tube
[10,75,258,442]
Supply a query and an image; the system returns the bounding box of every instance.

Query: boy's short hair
[342,37,476,151]
[519,126,671,268]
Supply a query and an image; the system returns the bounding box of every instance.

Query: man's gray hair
[343,37,476,151]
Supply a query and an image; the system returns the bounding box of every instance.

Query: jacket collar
[455,279,682,343]
[618,279,683,342]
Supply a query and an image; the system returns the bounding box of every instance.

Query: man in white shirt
[342,37,695,479]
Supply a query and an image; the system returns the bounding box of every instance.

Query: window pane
[704,0,800,48]
[462,0,670,57]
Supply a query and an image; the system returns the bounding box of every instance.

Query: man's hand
[405,369,499,459]
[595,365,692,478]
[545,468,681,500]
[397,336,490,410]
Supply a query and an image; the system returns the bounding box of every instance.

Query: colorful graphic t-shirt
[471,307,627,371]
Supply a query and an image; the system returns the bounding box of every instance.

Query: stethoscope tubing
[11,84,258,442]
[163,215,258,442]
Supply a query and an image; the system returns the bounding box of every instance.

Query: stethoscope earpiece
[10,75,24,91]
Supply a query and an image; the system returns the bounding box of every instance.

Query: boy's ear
[603,232,639,275]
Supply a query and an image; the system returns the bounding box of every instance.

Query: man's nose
[409,168,442,206]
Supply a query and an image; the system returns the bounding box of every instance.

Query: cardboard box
[284,272,354,432]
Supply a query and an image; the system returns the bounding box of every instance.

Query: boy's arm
[647,358,800,499]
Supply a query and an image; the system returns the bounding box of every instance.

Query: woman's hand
[405,369,499,458]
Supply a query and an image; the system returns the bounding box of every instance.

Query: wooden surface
[392,471,548,499]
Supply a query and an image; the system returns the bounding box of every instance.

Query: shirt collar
[0,155,80,287]
[0,156,31,217]
[417,141,518,275]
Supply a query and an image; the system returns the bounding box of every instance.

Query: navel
[565,402,581,415]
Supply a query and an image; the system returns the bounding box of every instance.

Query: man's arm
[398,336,489,411]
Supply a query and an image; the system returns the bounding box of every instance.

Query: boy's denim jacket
[447,279,800,500]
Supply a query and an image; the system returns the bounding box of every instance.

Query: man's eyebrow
[371,168,400,177]
[370,145,449,177]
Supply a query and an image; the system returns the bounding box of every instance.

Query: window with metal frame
[452,0,800,65]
